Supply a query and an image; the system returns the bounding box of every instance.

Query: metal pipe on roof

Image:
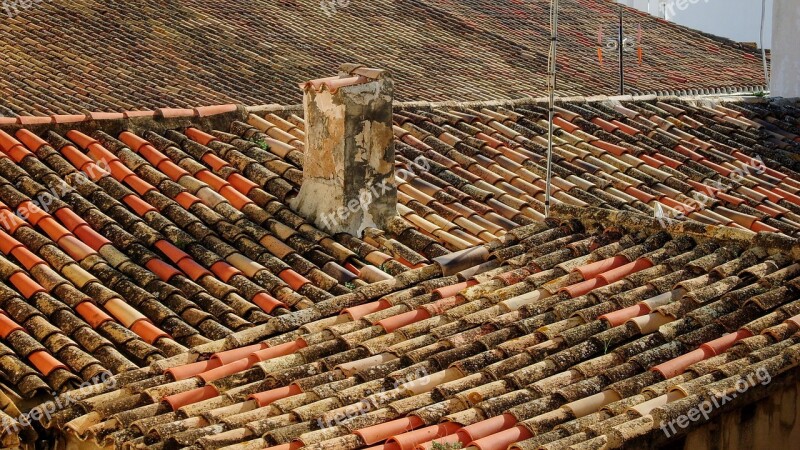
[545,0,559,218]
[618,5,626,96]
[760,0,770,87]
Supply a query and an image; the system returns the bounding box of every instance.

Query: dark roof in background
[0,0,767,117]
[0,95,799,447]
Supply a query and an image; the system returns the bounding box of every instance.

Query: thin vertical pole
[760,0,769,88]
[618,6,625,95]
[545,0,558,218]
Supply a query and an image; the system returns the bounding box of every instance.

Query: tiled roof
[30,211,800,450]
[0,95,795,449]
[0,0,768,116]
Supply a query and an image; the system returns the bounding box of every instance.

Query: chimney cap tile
[298,74,370,93]
[298,64,388,93]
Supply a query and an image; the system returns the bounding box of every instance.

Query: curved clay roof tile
[457,413,517,444]
[355,416,425,446]
[162,385,218,411]
[386,422,461,450]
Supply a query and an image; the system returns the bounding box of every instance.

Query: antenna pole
[618,5,625,95]
[545,0,558,218]
[760,0,769,87]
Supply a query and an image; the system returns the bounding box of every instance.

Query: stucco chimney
[771,0,800,97]
[291,64,396,235]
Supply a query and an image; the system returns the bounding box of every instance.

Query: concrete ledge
[247,103,304,115]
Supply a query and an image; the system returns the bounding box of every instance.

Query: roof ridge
[0,104,244,126]
[0,104,247,136]
[247,92,775,116]
[0,92,777,129]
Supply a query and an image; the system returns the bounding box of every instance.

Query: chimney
[291,64,396,235]
[771,0,800,97]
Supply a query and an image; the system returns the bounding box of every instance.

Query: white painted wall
[770,0,800,97]
[619,0,773,49]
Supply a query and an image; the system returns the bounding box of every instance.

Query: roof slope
[0,96,797,448]
[1,0,767,116]
[36,212,800,450]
